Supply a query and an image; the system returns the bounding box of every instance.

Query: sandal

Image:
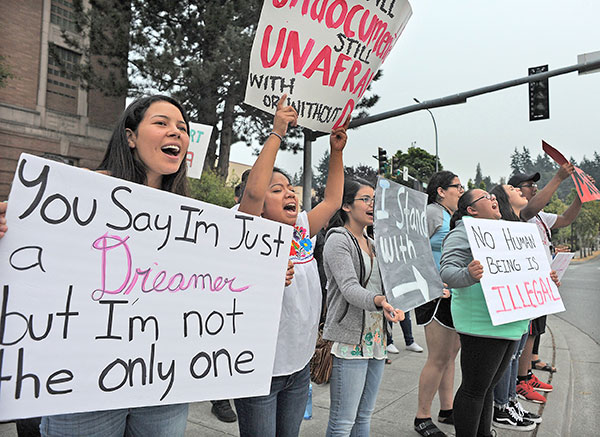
[532,359,557,373]
[414,418,446,436]
[385,358,392,365]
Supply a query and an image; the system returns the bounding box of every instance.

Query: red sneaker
[529,373,553,392]
[516,380,546,403]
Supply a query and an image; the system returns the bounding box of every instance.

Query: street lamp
[413,98,439,172]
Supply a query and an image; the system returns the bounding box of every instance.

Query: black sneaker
[492,405,536,431]
[414,418,447,436]
[511,399,542,424]
[211,399,237,423]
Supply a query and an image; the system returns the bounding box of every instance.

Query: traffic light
[391,156,401,176]
[529,65,549,121]
[377,147,388,174]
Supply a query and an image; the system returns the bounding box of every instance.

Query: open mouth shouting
[283,201,297,215]
[161,144,181,157]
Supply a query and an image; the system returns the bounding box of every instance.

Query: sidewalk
[1,314,589,437]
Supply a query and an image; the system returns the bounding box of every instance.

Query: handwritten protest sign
[0,154,292,421]
[463,216,565,326]
[245,0,412,132]
[551,252,575,281]
[542,140,600,202]
[374,178,444,312]
[186,121,213,179]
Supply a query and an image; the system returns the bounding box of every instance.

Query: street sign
[403,166,409,182]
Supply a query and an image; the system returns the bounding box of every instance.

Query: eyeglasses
[468,193,495,206]
[519,183,537,189]
[447,183,465,191]
[354,196,375,206]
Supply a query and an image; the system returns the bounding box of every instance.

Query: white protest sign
[0,154,292,421]
[463,217,565,326]
[186,121,213,179]
[551,252,575,281]
[245,0,412,132]
[374,178,444,312]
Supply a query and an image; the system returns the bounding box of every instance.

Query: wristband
[269,131,284,142]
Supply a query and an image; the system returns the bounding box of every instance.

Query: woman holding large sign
[322,178,404,436]
[414,171,463,437]
[439,189,529,437]
[235,96,349,437]
[37,95,192,436]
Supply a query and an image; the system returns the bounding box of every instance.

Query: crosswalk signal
[377,147,388,174]
[529,65,549,121]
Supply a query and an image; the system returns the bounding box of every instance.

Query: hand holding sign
[543,140,600,202]
[468,260,484,280]
[0,201,6,238]
[330,115,351,153]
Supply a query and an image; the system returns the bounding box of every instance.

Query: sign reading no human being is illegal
[374,177,445,312]
[463,216,565,326]
[0,154,292,421]
[245,0,413,132]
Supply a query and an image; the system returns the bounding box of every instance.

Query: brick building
[0,0,126,200]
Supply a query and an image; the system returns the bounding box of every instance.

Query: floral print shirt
[331,250,387,360]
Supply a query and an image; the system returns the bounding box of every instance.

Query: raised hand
[272,94,298,138]
[330,115,350,153]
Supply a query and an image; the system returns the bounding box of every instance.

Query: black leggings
[454,334,516,437]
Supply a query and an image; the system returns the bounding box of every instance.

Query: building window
[50,0,77,33]
[46,44,80,114]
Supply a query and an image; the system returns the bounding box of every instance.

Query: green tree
[188,170,235,208]
[389,146,440,187]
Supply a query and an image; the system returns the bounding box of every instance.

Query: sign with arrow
[374,177,444,311]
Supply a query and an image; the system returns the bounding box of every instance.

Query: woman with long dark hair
[323,177,404,436]
[413,171,463,436]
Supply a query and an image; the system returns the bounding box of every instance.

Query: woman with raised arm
[234,95,349,437]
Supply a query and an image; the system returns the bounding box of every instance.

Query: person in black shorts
[413,171,463,437]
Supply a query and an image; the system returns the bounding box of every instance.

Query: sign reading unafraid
[463,217,565,326]
[374,178,444,312]
[245,0,412,132]
[0,154,292,421]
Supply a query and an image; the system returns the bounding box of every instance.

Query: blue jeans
[326,356,385,437]
[494,332,528,406]
[234,363,310,437]
[40,403,189,437]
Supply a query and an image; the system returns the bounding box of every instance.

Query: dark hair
[450,189,479,229]
[97,95,190,196]
[328,177,374,230]
[237,167,290,204]
[490,185,520,222]
[426,171,458,204]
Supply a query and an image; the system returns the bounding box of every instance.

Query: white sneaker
[386,344,400,354]
[406,342,424,353]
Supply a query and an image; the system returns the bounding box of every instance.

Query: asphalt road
[556,254,600,344]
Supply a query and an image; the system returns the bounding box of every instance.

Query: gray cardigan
[322,227,383,344]
[439,219,478,288]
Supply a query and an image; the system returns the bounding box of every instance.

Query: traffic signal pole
[301,56,600,210]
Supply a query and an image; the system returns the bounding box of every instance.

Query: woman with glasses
[322,178,404,436]
[414,171,464,437]
[439,189,531,437]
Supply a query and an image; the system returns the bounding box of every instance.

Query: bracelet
[269,131,284,142]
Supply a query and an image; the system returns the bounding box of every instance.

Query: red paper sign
[542,140,600,203]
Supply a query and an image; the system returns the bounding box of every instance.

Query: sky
[229,0,600,186]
